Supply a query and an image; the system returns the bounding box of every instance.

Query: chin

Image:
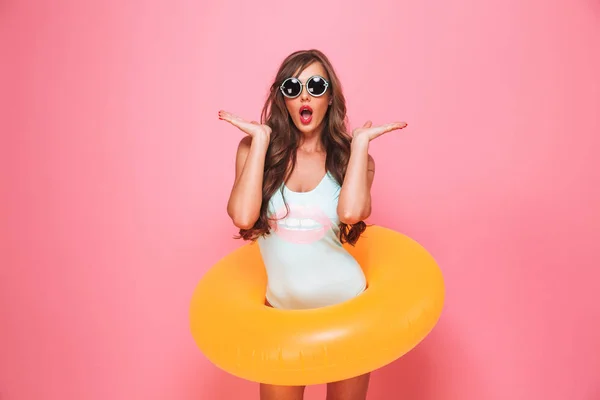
[295,118,324,135]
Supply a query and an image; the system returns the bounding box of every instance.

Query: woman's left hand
[352,120,408,142]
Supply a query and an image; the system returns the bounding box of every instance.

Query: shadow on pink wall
[183,321,484,400]
[367,325,485,400]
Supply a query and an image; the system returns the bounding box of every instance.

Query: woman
[218,49,407,400]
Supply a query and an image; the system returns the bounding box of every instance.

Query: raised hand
[218,110,272,139]
[352,120,407,142]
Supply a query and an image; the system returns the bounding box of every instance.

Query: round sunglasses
[279,75,330,98]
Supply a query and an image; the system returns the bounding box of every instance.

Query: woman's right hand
[218,110,272,139]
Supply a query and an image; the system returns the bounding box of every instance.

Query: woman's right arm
[218,110,271,230]
[227,134,270,229]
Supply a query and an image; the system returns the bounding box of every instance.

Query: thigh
[259,383,306,400]
[326,373,371,400]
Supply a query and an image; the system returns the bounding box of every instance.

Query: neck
[298,136,324,152]
[298,127,325,153]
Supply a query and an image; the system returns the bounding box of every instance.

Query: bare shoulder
[367,153,375,172]
[366,153,376,189]
[230,136,253,182]
[237,135,253,151]
[234,136,253,161]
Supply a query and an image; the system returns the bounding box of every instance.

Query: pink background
[2,0,599,399]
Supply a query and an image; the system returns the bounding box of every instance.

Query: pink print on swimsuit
[269,203,333,244]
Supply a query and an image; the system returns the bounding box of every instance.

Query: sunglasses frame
[279,75,330,99]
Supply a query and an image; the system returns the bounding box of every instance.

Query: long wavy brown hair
[236,49,367,245]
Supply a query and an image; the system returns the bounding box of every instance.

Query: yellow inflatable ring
[189,225,445,385]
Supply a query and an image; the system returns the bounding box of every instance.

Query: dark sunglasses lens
[307,77,327,96]
[281,78,302,97]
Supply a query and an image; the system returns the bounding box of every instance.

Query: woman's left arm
[337,135,375,224]
[337,120,408,225]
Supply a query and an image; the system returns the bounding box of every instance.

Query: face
[281,61,332,136]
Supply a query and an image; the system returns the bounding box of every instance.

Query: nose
[300,84,310,101]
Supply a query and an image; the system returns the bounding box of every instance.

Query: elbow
[338,208,370,225]
[340,216,362,225]
[227,208,258,230]
[339,215,365,225]
[337,194,371,225]
[234,220,256,230]
[231,215,257,230]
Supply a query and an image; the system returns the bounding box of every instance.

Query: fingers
[218,110,242,120]
[365,121,408,139]
[381,122,408,133]
[359,121,406,133]
[218,110,232,122]
[218,110,246,126]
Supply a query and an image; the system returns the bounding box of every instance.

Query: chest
[284,151,327,193]
[268,172,341,227]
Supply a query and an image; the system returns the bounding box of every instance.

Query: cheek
[315,99,330,116]
[284,100,297,117]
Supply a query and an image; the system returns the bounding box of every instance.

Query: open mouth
[299,105,313,125]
